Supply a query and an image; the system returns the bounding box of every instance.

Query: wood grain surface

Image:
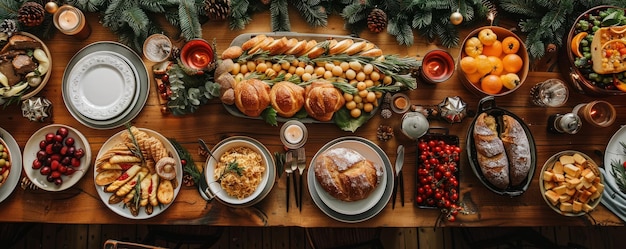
[0,12,624,227]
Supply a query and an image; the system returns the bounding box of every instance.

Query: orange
[482,40,503,57]
[460,56,478,74]
[487,56,504,76]
[481,74,503,94]
[502,36,520,54]
[475,55,491,75]
[466,72,483,85]
[502,54,523,73]
[464,37,483,57]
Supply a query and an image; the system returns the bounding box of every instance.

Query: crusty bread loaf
[314,147,381,202]
[234,78,271,117]
[241,34,267,51]
[501,115,531,186]
[269,81,305,117]
[221,46,243,60]
[473,113,509,189]
[304,81,345,121]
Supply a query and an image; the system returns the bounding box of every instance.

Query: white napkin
[600,168,626,222]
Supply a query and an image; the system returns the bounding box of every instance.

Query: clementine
[502,54,523,73]
[482,40,503,57]
[481,74,503,94]
[475,55,492,75]
[460,56,478,74]
[487,56,504,76]
[502,36,520,54]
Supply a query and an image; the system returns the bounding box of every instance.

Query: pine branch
[178,0,203,40]
[341,2,367,24]
[270,0,290,31]
[0,0,22,18]
[499,0,541,17]
[229,0,252,29]
[140,0,171,13]
[293,0,327,27]
[388,16,413,46]
[68,0,106,12]
[123,7,150,37]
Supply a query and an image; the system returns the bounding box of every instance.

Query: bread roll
[304,81,345,121]
[221,46,243,60]
[234,78,271,117]
[501,115,531,186]
[314,148,381,202]
[473,113,509,189]
[270,81,305,117]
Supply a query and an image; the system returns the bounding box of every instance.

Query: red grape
[32,126,85,188]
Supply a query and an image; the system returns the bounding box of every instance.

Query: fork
[296,147,306,212]
[285,151,294,212]
[291,150,299,209]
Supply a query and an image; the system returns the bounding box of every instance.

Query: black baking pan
[466,96,537,196]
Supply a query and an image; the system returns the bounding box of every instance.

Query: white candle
[284,124,303,144]
[58,10,79,31]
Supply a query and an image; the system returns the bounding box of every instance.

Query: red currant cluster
[32,127,85,186]
[157,74,173,100]
[416,138,461,222]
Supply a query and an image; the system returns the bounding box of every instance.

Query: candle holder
[53,5,91,40]
[572,100,616,128]
[280,120,308,149]
[414,49,455,84]
[180,39,215,71]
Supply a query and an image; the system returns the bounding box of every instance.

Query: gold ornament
[45,2,59,14]
[450,10,463,25]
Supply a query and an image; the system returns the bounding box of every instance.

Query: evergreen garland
[499,0,626,60]
[342,0,488,48]
[228,0,335,31]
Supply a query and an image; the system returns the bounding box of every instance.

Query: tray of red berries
[415,127,461,221]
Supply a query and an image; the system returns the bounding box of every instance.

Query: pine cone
[183,174,195,187]
[205,0,231,20]
[0,19,18,37]
[18,2,45,27]
[376,125,394,141]
[367,8,387,33]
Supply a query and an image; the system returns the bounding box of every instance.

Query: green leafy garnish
[124,123,145,163]
[261,107,278,126]
[217,160,244,182]
[168,138,203,186]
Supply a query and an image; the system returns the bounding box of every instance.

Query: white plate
[94,128,182,219]
[67,51,136,120]
[0,127,22,203]
[312,140,386,215]
[604,125,626,200]
[307,136,393,223]
[23,124,91,191]
[62,42,149,130]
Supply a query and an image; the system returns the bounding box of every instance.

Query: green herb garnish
[217,160,244,182]
[124,123,145,163]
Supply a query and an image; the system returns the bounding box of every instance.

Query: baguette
[501,115,531,186]
[473,113,509,189]
[241,34,267,51]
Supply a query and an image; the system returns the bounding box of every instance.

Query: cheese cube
[566,178,581,189]
[544,181,555,190]
[544,190,560,205]
[579,190,592,203]
[543,171,554,181]
[559,194,571,203]
[559,155,575,165]
[565,188,577,196]
[583,203,594,212]
[564,164,582,177]
[553,185,567,195]
[583,169,596,182]
[553,173,565,182]
[582,178,593,189]
[590,183,604,200]
[572,201,583,213]
[572,153,587,165]
[553,161,564,174]
[560,202,573,212]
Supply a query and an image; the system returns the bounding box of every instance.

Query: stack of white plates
[308,137,393,223]
[62,42,149,129]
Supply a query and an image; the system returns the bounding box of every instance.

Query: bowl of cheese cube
[540,151,604,216]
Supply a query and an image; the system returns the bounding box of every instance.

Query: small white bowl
[204,136,275,207]
[23,124,91,191]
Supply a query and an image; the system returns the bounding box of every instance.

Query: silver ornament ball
[450,11,463,25]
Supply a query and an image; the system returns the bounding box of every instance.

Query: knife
[392,145,405,209]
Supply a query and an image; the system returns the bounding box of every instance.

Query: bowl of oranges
[458,26,529,96]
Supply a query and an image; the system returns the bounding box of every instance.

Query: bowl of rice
[204,136,275,207]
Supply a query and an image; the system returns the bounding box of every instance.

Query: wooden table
[0,12,625,228]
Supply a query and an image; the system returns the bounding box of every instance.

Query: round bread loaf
[314,147,381,202]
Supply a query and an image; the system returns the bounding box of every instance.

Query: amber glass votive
[180,39,214,70]
[53,5,91,40]
[420,49,455,84]
[573,100,616,128]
